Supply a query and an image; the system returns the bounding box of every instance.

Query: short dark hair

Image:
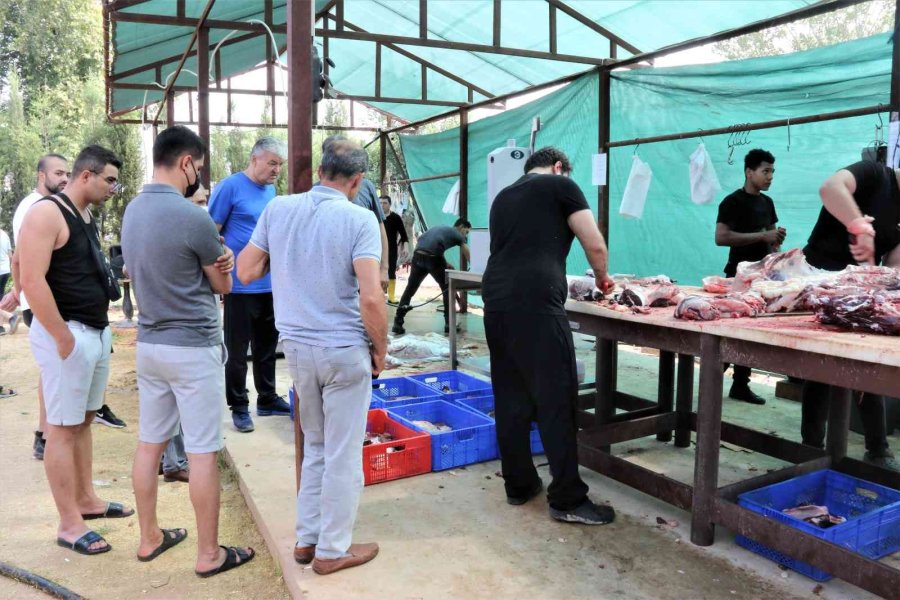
[153,125,207,167]
[37,153,67,173]
[322,134,349,152]
[379,195,391,201]
[744,149,775,171]
[524,147,572,174]
[320,138,368,180]
[453,218,472,229]
[72,145,122,178]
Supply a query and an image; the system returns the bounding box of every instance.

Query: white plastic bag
[688,142,721,205]
[442,180,460,215]
[619,155,652,219]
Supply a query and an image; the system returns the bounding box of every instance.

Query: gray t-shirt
[121,183,224,347]
[249,185,381,348]
[416,224,465,256]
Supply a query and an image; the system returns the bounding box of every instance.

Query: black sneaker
[550,499,616,525]
[864,450,899,471]
[443,324,461,335]
[93,404,127,428]
[507,479,544,506]
[257,396,291,417]
[728,384,766,405]
[391,323,406,335]
[232,411,255,433]
[33,431,45,461]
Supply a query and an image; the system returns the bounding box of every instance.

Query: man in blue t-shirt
[208,137,290,432]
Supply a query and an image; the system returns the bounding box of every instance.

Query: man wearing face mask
[122,126,254,575]
[208,137,290,433]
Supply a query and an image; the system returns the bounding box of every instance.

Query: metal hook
[633,143,640,156]
[786,118,791,152]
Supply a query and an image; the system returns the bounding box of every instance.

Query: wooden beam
[341,20,496,99]
[316,27,609,66]
[197,25,211,187]
[375,43,382,97]
[891,0,900,109]
[546,0,642,55]
[493,0,501,47]
[151,0,217,127]
[110,11,288,33]
[419,0,427,39]
[548,4,556,55]
[288,0,313,194]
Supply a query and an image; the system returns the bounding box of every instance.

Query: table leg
[827,387,852,464]
[675,354,694,448]
[691,334,723,546]
[657,351,675,442]
[449,276,458,370]
[595,338,616,453]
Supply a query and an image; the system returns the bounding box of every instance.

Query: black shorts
[23,309,33,328]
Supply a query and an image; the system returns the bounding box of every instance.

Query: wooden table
[447,271,900,597]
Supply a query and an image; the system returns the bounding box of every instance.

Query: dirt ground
[0,307,290,600]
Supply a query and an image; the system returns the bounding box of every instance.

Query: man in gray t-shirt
[392,220,471,336]
[238,137,386,575]
[122,126,256,575]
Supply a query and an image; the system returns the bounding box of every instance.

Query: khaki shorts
[30,319,112,426]
[136,342,226,454]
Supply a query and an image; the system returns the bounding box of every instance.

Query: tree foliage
[713,1,894,59]
[0,0,143,241]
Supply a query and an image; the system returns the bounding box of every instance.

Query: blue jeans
[161,427,188,473]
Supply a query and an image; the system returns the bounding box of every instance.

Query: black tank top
[40,194,109,329]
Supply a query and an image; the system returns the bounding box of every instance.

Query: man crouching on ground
[122,126,254,576]
[238,137,386,575]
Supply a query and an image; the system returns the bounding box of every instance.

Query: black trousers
[0,273,9,294]
[484,311,589,511]
[223,293,279,413]
[800,381,889,454]
[722,364,751,386]
[394,254,448,326]
[387,245,399,280]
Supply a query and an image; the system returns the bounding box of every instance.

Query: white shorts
[29,319,112,426]
[136,342,226,454]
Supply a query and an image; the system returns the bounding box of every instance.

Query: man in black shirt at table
[482,147,616,526]
[800,159,900,470]
[715,149,786,405]
[380,195,409,304]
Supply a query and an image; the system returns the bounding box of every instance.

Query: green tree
[713,1,894,59]
[0,72,41,231]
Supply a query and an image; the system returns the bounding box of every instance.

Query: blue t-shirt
[208,172,275,293]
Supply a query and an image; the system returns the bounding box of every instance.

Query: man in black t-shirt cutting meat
[715,149,786,405]
[482,147,616,525]
[800,159,900,470]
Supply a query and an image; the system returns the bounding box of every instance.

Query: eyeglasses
[91,170,122,193]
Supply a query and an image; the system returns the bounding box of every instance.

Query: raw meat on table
[702,275,732,294]
[733,248,824,292]
[810,290,900,335]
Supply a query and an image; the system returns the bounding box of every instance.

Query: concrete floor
[224,284,899,600]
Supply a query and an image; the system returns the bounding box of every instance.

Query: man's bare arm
[567,209,613,292]
[355,257,387,376]
[236,243,270,286]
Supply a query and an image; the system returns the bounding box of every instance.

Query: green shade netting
[110,0,815,120]
[399,32,893,285]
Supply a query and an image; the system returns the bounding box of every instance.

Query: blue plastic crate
[407,370,492,401]
[289,384,381,420]
[388,400,497,471]
[456,395,544,455]
[372,377,439,410]
[736,469,900,581]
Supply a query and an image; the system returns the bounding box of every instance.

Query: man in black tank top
[17,145,134,555]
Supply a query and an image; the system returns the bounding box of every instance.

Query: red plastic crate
[363,409,432,485]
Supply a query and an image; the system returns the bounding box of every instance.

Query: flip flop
[137,528,188,562]
[57,530,111,556]
[0,386,16,399]
[82,501,135,520]
[195,545,255,578]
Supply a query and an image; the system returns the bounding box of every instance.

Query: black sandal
[137,528,188,562]
[195,545,255,578]
[57,530,111,555]
[82,501,135,520]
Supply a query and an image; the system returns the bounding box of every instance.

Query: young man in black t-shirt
[715,149,786,405]
[482,147,616,526]
[800,160,900,470]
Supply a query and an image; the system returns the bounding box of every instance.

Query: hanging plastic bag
[442,180,460,215]
[688,142,721,205]
[619,155,652,219]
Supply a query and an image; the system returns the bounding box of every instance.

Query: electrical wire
[387,291,443,309]
[0,561,84,600]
